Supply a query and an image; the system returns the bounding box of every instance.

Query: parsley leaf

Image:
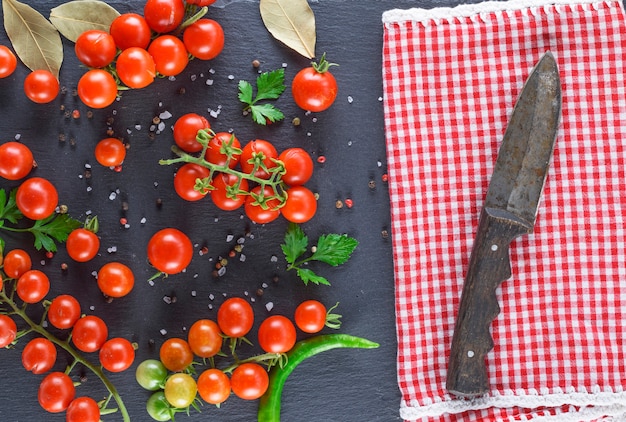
[0,188,82,252]
[281,223,309,264]
[281,223,358,286]
[0,189,22,224]
[238,69,286,125]
[311,234,360,266]
[30,214,81,252]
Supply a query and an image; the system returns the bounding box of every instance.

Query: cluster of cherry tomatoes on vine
[0,247,135,422]
[167,112,319,224]
[136,296,339,421]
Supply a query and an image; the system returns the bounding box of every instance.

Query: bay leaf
[260,0,315,59]
[2,0,63,78]
[50,0,120,42]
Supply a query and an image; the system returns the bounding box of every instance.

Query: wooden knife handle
[446,207,533,397]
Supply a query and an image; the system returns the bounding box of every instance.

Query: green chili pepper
[257,333,380,422]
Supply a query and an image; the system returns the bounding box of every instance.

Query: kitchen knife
[446,52,562,398]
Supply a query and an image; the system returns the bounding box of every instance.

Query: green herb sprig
[281,223,359,285]
[0,188,81,253]
[238,68,286,125]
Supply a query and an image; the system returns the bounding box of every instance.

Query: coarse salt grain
[226,234,234,242]
[160,329,167,336]
[265,302,274,312]
[109,192,117,200]
[347,96,354,103]
[240,254,246,262]
[270,255,278,262]
[206,79,214,86]
[159,111,172,120]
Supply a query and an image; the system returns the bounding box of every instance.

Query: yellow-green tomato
[164,373,197,408]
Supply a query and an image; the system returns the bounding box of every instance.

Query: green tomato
[136,359,168,391]
[164,373,198,408]
[146,391,172,422]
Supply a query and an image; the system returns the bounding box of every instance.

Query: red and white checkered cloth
[382,0,626,420]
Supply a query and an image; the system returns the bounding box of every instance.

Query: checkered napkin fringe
[382,0,626,421]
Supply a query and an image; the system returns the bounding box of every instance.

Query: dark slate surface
[0,1,477,420]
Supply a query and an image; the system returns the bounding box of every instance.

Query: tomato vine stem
[159,129,289,210]
[0,288,130,422]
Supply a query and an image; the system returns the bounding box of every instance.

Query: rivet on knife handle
[446,52,561,398]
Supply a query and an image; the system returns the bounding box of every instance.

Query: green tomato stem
[0,289,131,422]
[159,141,288,210]
[257,334,379,422]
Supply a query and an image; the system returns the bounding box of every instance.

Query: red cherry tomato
[187,0,217,6]
[24,70,59,104]
[148,35,189,77]
[240,139,278,179]
[282,186,317,223]
[66,228,100,262]
[144,0,185,33]
[294,300,327,333]
[217,297,254,338]
[174,163,210,202]
[210,172,248,211]
[94,137,126,167]
[74,30,117,68]
[257,315,297,353]
[100,337,135,372]
[71,315,108,353]
[97,262,135,298]
[292,55,338,112]
[0,141,34,180]
[205,132,241,168]
[22,337,57,374]
[147,228,193,275]
[38,372,75,413]
[230,363,269,400]
[188,319,223,358]
[173,113,211,153]
[197,368,230,405]
[183,19,224,60]
[15,177,58,220]
[48,294,81,329]
[244,185,281,224]
[17,269,50,303]
[66,397,101,422]
[116,47,156,89]
[159,337,193,372]
[78,69,118,109]
[0,314,17,348]
[278,147,314,186]
[109,13,151,50]
[3,248,32,278]
[0,45,17,78]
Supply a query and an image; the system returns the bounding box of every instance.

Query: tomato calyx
[311,52,338,74]
[324,302,343,330]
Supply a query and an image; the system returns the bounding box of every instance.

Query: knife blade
[446,52,562,398]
